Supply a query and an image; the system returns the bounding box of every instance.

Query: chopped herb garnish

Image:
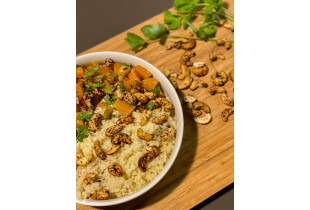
[147,102,155,110]
[150,86,161,94]
[77,111,95,121]
[104,95,112,105]
[93,74,106,79]
[83,65,100,78]
[116,83,126,91]
[104,108,109,119]
[87,80,105,88]
[104,87,113,94]
[84,85,91,92]
[112,95,117,101]
[109,73,118,77]
[112,114,119,118]
[77,125,90,142]
[122,63,128,66]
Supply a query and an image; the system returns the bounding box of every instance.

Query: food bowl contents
[76,59,177,200]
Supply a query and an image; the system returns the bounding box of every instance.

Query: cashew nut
[152,113,168,124]
[159,126,175,141]
[133,92,148,103]
[155,97,174,112]
[223,22,234,32]
[118,66,131,82]
[163,69,175,78]
[140,110,152,126]
[209,86,227,95]
[190,79,208,91]
[178,65,190,80]
[221,93,234,107]
[123,92,137,105]
[221,108,234,122]
[76,152,93,166]
[137,128,153,141]
[178,75,193,90]
[112,133,132,145]
[116,116,134,126]
[169,79,178,90]
[192,66,209,77]
[83,92,94,110]
[104,58,114,67]
[107,163,123,176]
[185,102,202,117]
[193,62,206,68]
[106,144,122,155]
[138,153,149,172]
[144,92,157,100]
[217,39,226,46]
[209,52,225,61]
[94,140,107,160]
[225,41,232,50]
[146,146,160,157]
[192,101,211,113]
[184,95,197,103]
[194,113,212,124]
[180,50,195,66]
[152,107,162,113]
[90,189,109,200]
[105,124,123,137]
[83,173,96,185]
[229,68,234,83]
[88,113,102,132]
[181,39,196,50]
[146,140,160,148]
[211,71,228,86]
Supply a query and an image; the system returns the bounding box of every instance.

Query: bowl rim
[76,51,184,206]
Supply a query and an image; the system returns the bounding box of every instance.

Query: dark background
[76,0,233,209]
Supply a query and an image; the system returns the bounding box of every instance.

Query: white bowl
[76,52,184,206]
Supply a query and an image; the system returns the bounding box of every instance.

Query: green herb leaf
[150,86,161,94]
[112,114,119,118]
[109,73,118,77]
[141,23,168,40]
[147,102,155,110]
[104,95,112,105]
[204,0,223,13]
[164,10,183,30]
[104,108,109,119]
[77,112,95,121]
[104,87,113,95]
[87,80,105,88]
[84,85,91,92]
[83,65,100,78]
[77,125,84,134]
[183,14,191,30]
[93,74,106,79]
[125,32,148,52]
[77,128,91,142]
[122,63,129,66]
[196,25,217,40]
[116,83,126,91]
[174,0,200,14]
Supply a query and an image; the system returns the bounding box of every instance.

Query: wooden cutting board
[77,1,234,209]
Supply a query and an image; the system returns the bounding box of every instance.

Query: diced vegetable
[123,79,141,91]
[128,70,141,80]
[113,62,122,74]
[142,78,159,91]
[96,65,113,76]
[113,98,136,117]
[76,114,85,127]
[134,65,153,79]
[76,82,84,99]
[76,67,84,79]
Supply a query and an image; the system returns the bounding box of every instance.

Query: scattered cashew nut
[152,113,168,124]
[140,110,152,126]
[107,163,123,176]
[221,93,234,107]
[211,71,228,86]
[194,113,212,124]
[178,65,190,80]
[192,66,209,77]
[94,140,107,160]
[178,75,193,90]
[221,108,234,122]
[209,86,227,95]
[76,152,93,166]
[137,128,153,141]
[190,79,208,91]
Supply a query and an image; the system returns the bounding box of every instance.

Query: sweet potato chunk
[134,65,153,79]
[142,78,159,91]
[128,70,141,81]
[123,79,141,91]
[113,98,136,117]
[76,67,84,79]
[76,82,84,99]
[113,62,122,74]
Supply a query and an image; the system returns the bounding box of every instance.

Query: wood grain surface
[77,1,234,209]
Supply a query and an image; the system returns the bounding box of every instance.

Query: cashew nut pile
[183,95,212,124]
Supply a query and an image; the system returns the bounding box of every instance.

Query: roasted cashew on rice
[137,128,153,141]
[76,152,93,166]
[116,116,134,126]
[155,97,174,112]
[83,173,96,185]
[159,126,175,141]
[152,113,169,124]
[134,93,149,103]
[108,163,123,176]
[138,147,160,172]
[94,140,107,160]
[90,189,109,200]
[89,113,102,132]
[105,125,123,137]
[140,110,152,126]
